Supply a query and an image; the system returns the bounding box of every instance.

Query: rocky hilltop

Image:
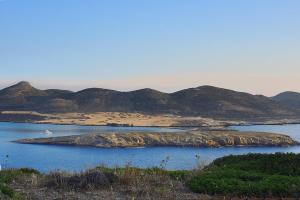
[15,130,298,148]
[0,81,299,120]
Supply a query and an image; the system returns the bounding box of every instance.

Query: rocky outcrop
[15,131,299,148]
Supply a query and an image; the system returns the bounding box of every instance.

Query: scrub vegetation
[1,153,300,199]
[188,153,300,198]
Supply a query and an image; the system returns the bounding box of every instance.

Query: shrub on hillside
[187,153,300,198]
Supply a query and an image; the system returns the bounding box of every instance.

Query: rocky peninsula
[15,130,298,148]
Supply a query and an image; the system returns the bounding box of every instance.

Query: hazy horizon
[1,0,300,96]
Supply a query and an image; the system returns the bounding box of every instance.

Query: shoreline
[1,119,300,128]
[0,120,187,130]
[12,141,300,149]
[1,111,299,128]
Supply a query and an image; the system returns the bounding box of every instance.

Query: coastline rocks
[15,131,299,148]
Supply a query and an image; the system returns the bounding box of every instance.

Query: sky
[0,0,300,96]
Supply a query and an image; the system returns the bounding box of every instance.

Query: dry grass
[2,111,225,127]
[43,169,117,191]
[39,166,197,199]
[7,165,205,200]
[4,154,300,200]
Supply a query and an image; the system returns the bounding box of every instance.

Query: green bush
[0,183,15,198]
[211,153,300,175]
[0,168,38,199]
[0,168,38,183]
[188,153,300,198]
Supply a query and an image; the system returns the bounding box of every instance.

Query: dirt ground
[1,111,228,127]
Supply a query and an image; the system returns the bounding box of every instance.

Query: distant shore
[6,111,299,149]
[1,111,300,128]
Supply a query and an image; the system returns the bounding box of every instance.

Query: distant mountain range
[0,81,299,120]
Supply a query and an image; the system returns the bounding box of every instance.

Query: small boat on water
[44,130,53,136]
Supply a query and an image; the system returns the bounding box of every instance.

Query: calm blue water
[0,122,300,172]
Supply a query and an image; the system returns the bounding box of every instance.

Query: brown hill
[272,91,300,113]
[0,81,297,119]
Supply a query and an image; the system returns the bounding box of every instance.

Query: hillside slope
[0,81,297,119]
[272,91,300,112]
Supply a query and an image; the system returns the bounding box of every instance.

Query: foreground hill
[0,81,298,119]
[2,153,300,199]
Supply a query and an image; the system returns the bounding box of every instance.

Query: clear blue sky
[1,0,300,95]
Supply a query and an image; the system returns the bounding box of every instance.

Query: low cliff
[15,130,298,148]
